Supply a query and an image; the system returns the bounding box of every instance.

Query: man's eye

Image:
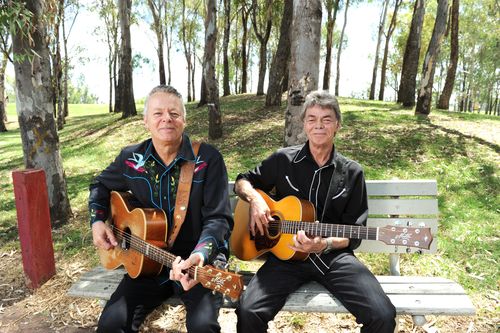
[170,113,180,119]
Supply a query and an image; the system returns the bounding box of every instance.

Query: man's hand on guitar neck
[290,230,350,254]
[92,221,118,250]
[170,253,204,291]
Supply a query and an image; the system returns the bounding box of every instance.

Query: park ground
[0,95,498,332]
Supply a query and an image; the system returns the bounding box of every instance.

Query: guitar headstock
[378,225,433,250]
[197,265,244,299]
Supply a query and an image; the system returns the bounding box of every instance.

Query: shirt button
[163,196,167,199]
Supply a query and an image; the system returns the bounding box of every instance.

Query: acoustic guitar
[98,191,244,300]
[230,189,433,261]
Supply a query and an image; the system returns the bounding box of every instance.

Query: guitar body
[99,191,168,278]
[231,190,316,261]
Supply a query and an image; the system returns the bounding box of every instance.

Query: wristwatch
[323,238,334,254]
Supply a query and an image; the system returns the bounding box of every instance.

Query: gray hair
[301,90,341,124]
[143,85,186,118]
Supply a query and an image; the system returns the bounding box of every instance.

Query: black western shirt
[236,142,368,253]
[89,134,233,264]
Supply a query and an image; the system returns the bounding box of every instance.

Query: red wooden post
[12,169,56,289]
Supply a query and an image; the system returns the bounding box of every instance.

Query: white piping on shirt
[285,175,299,192]
[331,188,346,200]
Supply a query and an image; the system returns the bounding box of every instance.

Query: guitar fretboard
[112,226,199,277]
[277,221,379,241]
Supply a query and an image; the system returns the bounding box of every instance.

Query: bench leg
[412,315,427,326]
[389,253,400,276]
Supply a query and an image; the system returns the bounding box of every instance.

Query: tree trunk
[12,0,72,227]
[181,0,193,102]
[285,0,321,147]
[397,0,425,106]
[204,0,222,139]
[148,0,166,85]
[222,0,231,96]
[369,0,389,100]
[0,50,8,132]
[265,0,293,106]
[117,0,136,118]
[251,0,273,96]
[437,0,459,110]
[415,0,449,116]
[379,0,402,101]
[334,0,349,96]
[241,4,250,93]
[322,0,340,90]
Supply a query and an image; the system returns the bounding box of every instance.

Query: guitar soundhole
[119,227,132,250]
[268,215,281,237]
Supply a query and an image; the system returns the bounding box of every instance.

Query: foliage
[67,76,99,104]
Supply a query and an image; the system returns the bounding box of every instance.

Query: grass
[0,95,498,329]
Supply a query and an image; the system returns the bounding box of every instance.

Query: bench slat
[368,199,438,215]
[365,180,438,196]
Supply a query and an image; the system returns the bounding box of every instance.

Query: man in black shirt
[89,85,232,333]
[234,90,396,333]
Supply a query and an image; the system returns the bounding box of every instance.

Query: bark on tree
[369,0,389,100]
[416,0,449,116]
[251,0,273,96]
[204,0,222,139]
[265,0,293,106]
[285,0,321,147]
[322,0,340,90]
[397,0,425,106]
[0,49,8,132]
[181,0,194,102]
[147,0,166,85]
[222,0,231,96]
[116,0,136,118]
[334,0,349,97]
[379,0,402,101]
[12,0,72,226]
[240,4,250,94]
[437,0,459,110]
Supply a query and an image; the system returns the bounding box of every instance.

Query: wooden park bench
[68,179,475,328]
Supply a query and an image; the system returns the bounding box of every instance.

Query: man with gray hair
[89,85,233,332]
[234,90,396,333]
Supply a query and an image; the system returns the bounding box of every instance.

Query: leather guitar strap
[167,141,201,249]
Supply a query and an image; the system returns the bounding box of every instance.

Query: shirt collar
[143,133,196,166]
[292,141,337,168]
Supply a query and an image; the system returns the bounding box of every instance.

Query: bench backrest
[227,179,438,255]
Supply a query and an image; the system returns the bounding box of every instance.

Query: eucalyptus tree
[334,0,350,96]
[285,0,321,147]
[379,0,403,101]
[265,0,292,106]
[0,30,11,132]
[415,0,449,116]
[397,0,425,106]
[203,0,222,139]
[222,0,231,96]
[322,0,340,90]
[181,0,202,102]
[251,0,273,96]
[94,0,119,113]
[369,0,389,100]
[115,0,136,118]
[146,0,166,84]
[12,0,72,226]
[437,0,459,110]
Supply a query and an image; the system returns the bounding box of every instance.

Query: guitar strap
[167,141,201,249]
[320,151,349,223]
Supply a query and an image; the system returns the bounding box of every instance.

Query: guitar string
[110,225,221,280]
[265,220,379,239]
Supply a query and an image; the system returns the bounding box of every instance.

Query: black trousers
[97,274,223,333]
[236,252,396,333]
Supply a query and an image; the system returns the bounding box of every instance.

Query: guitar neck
[280,221,378,241]
[112,226,199,277]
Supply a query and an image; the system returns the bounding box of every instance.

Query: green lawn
[0,96,498,329]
